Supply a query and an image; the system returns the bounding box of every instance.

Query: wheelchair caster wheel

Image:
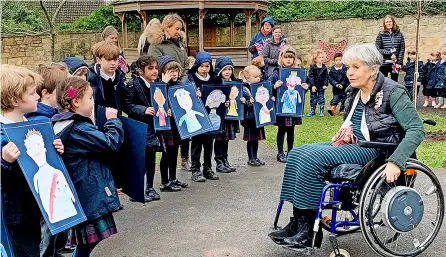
[329,249,350,257]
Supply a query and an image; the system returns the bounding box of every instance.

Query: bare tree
[40,0,67,62]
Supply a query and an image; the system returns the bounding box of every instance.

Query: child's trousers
[310,90,325,107]
[191,134,214,171]
[330,93,346,110]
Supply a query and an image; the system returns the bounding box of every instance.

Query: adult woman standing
[147,13,188,80]
[137,18,161,56]
[248,17,277,59]
[262,26,287,77]
[375,15,405,82]
[101,25,129,74]
[147,13,190,171]
[268,44,424,249]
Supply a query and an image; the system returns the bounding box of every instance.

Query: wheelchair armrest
[422,119,436,126]
[358,140,398,149]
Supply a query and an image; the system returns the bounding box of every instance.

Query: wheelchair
[271,119,444,257]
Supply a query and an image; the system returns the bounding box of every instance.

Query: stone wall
[281,15,446,65]
[2,15,445,70]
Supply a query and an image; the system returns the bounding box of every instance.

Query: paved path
[91,137,445,257]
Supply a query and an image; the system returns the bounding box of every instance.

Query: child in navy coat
[307,49,329,117]
[401,48,424,101]
[433,48,446,109]
[328,53,349,115]
[422,51,440,107]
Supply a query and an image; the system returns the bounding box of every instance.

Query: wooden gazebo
[112,0,268,66]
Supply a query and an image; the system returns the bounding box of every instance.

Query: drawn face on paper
[174,88,193,111]
[255,86,270,105]
[286,72,301,90]
[24,129,47,167]
[205,89,226,110]
[229,86,239,100]
[153,87,165,106]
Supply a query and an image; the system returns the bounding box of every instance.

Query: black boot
[268,216,304,245]
[283,209,323,248]
[203,167,219,180]
[215,156,231,173]
[191,169,206,182]
[223,154,236,172]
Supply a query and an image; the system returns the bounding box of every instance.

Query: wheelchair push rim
[359,160,444,257]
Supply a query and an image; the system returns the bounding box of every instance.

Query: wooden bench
[204,47,249,67]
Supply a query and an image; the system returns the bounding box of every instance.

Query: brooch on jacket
[374,91,384,110]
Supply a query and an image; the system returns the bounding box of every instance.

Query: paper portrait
[167,83,213,139]
[250,81,276,128]
[150,82,171,131]
[277,68,307,117]
[1,120,86,235]
[221,81,244,120]
[201,85,231,134]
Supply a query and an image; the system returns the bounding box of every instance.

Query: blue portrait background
[250,81,276,128]
[277,68,307,117]
[150,82,171,131]
[168,83,213,139]
[221,81,244,120]
[1,120,86,235]
[201,85,231,135]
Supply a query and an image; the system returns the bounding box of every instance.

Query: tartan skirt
[275,116,302,127]
[242,119,265,141]
[216,120,240,141]
[68,212,117,245]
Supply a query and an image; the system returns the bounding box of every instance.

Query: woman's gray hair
[342,43,383,79]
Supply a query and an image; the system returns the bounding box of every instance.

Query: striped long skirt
[280,142,379,209]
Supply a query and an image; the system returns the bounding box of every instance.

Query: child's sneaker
[191,170,206,182]
[171,178,188,188]
[255,158,266,165]
[247,159,260,166]
[432,101,437,107]
[441,104,446,109]
[434,103,442,109]
[423,101,429,107]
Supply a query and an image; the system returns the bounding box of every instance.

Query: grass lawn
[265,90,446,169]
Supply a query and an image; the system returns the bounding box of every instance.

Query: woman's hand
[1,142,20,163]
[391,54,397,61]
[167,109,172,117]
[105,108,118,120]
[145,107,155,116]
[301,83,309,90]
[53,139,64,155]
[274,80,283,89]
[383,162,401,183]
[240,97,246,103]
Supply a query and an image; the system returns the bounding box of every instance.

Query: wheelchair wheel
[358,159,444,257]
[321,188,360,235]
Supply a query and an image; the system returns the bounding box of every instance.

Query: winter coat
[308,64,329,90]
[88,63,127,117]
[52,112,124,220]
[434,60,446,90]
[423,60,437,89]
[25,102,59,121]
[248,17,286,59]
[375,30,406,65]
[242,83,255,120]
[147,22,188,79]
[187,51,216,90]
[262,37,287,76]
[124,75,162,151]
[1,116,41,226]
[63,57,88,76]
[402,60,424,86]
[328,64,349,95]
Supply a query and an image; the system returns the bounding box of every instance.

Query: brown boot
[181,157,191,172]
[327,106,336,116]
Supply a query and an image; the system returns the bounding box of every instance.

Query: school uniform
[402,60,424,100]
[308,64,329,116]
[422,60,438,97]
[328,64,349,111]
[434,60,446,97]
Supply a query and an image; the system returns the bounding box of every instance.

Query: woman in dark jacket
[262,26,287,77]
[375,15,405,82]
[269,44,425,250]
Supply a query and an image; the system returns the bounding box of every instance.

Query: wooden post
[115,13,128,48]
[198,8,208,52]
[256,10,261,32]
[138,10,148,32]
[244,10,252,61]
[228,13,236,47]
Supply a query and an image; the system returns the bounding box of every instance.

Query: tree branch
[40,1,53,31]
[51,0,67,25]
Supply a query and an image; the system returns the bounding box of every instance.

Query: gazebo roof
[112,0,269,13]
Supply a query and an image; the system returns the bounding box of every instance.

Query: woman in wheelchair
[268,43,426,249]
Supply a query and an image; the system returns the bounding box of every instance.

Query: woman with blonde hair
[137,18,161,55]
[100,25,129,74]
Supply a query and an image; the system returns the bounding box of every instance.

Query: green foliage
[57,5,140,32]
[1,0,47,34]
[268,0,446,22]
